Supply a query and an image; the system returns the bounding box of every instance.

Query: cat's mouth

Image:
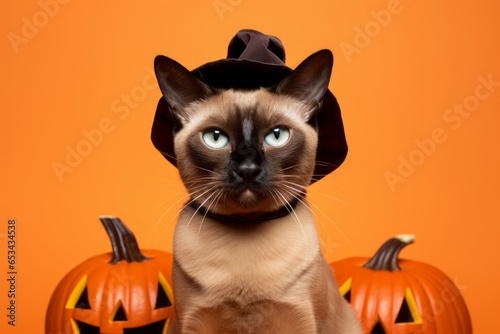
[189,180,300,217]
[226,184,265,205]
[216,184,291,215]
[239,189,259,205]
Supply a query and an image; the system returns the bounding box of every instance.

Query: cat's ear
[275,49,333,120]
[154,55,213,125]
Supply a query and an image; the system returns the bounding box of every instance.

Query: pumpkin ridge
[402,267,438,332]
[361,270,377,328]
[416,263,465,332]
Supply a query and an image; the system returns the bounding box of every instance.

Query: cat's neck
[174,201,320,304]
[174,200,318,251]
[173,200,321,306]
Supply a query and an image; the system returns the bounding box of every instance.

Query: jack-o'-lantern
[331,235,472,333]
[45,217,174,334]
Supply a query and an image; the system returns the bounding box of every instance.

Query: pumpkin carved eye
[339,277,352,303]
[75,287,91,309]
[395,288,422,324]
[66,275,91,310]
[155,272,173,309]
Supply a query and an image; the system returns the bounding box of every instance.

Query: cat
[154,49,363,333]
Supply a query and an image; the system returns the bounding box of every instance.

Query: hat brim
[151,60,347,183]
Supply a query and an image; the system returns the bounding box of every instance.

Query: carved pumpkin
[331,235,472,333]
[45,217,174,334]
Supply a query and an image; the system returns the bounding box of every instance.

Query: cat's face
[172,89,318,215]
[154,51,333,216]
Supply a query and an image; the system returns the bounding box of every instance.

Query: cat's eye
[202,129,229,149]
[264,127,290,147]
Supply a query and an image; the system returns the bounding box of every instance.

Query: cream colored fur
[168,202,362,333]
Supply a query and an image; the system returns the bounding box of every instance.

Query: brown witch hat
[151,29,348,182]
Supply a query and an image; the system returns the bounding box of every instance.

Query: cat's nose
[235,162,262,183]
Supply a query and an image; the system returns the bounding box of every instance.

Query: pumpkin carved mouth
[362,289,422,333]
[74,319,167,334]
[68,271,172,334]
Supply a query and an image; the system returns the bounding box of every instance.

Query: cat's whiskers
[185,183,220,205]
[280,173,324,186]
[280,164,301,172]
[279,172,330,184]
[185,185,221,229]
[148,183,219,244]
[196,189,225,241]
[314,160,340,168]
[279,184,317,224]
[184,175,220,184]
[279,178,307,191]
[146,191,193,248]
[267,190,282,212]
[184,180,218,191]
[156,149,178,163]
[313,192,349,205]
[281,181,354,251]
[191,164,218,175]
[184,178,223,197]
[278,179,307,198]
[281,175,348,205]
[280,173,306,178]
[281,181,331,221]
[310,160,343,180]
[279,184,311,211]
[272,189,308,247]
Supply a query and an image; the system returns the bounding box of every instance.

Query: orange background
[2,0,499,332]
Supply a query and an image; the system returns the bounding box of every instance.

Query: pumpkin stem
[363,234,415,271]
[99,216,149,264]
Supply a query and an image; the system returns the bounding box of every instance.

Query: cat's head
[153,50,333,216]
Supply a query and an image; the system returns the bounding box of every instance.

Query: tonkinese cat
[154,49,363,333]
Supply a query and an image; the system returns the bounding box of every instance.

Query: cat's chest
[173,203,320,305]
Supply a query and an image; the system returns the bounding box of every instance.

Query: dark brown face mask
[151,29,348,183]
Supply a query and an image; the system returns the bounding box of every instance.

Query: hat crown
[227,29,286,65]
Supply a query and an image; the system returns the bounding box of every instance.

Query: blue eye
[202,129,229,149]
[264,127,290,147]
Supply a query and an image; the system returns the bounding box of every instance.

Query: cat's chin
[239,189,258,204]
[212,189,285,216]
